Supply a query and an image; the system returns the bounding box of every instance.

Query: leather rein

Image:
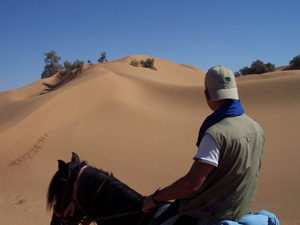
[53,165,145,225]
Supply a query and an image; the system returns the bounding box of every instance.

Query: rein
[63,165,88,219]
[83,210,146,225]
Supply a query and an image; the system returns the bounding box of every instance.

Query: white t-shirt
[194,133,220,167]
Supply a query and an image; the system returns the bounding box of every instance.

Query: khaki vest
[180,114,265,223]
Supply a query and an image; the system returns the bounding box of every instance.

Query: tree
[98,51,107,63]
[72,59,84,73]
[63,60,72,71]
[239,60,275,75]
[234,71,241,77]
[41,50,63,79]
[289,55,300,69]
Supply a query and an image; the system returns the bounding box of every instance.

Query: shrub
[289,55,300,69]
[130,59,139,67]
[41,50,63,79]
[59,59,84,81]
[98,51,107,63]
[140,58,157,70]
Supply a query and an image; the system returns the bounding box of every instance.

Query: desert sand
[0,55,299,224]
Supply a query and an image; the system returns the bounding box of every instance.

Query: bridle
[53,165,110,224]
[52,165,147,225]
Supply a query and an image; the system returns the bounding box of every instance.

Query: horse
[47,152,167,225]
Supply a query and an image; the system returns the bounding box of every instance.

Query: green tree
[239,60,275,75]
[98,51,107,63]
[289,55,300,69]
[72,59,84,73]
[63,60,72,70]
[250,60,268,74]
[41,50,63,79]
[239,66,250,76]
[234,71,241,77]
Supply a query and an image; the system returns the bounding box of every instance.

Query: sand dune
[0,56,299,224]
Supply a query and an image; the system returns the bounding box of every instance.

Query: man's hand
[142,194,157,212]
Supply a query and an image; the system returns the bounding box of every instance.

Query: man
[143,65,265,225]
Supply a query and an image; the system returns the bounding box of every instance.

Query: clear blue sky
[1,0,299,92]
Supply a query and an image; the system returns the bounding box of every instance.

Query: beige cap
[205,65,239,100]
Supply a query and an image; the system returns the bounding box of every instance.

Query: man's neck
[212,99,232,112]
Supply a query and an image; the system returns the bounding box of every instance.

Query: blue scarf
[196,100,245,147]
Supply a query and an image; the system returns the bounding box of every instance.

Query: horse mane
[78,165,145,215]
[47,169,63,210]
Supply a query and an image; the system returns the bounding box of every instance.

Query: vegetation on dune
[130,59,139,67]
[41,50,84,92]
[98,51,107,63]
[235,54,299,76]
[41,50,108,79]
[41,51,298,88]
[41,50,109,93]
[235,60,275,77]
[140,58,157,70]
[59,59,84,81]
[130,58,157,70]
[41,51,63,79]
[42,58,84,93]
[288,55,300,70]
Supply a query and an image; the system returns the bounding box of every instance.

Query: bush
[289,55,300,69]
[140,58,157,70]
[72,59,84,72]
[41,50,63,79]
[238,60,275,75]
[130,59,139,67]
[59,59,84,81]
[98,51,107,63]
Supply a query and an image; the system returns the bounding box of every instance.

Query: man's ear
[71,152,80,163]
[204,89,210,100]
[58,160,68,177]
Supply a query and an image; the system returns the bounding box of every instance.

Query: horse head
[47,152,156,225]
[47,152,85,225]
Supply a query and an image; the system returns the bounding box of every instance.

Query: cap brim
[208,87,239,100]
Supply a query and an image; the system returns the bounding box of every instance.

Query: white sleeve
[193,133,220,167]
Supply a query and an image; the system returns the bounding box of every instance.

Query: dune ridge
[0,56,299,224]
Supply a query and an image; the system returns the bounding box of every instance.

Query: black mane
[76,165,145,216]
[47,169,64,210]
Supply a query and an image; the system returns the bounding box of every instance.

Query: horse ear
[71,152,80,163]
[58,160,68,176]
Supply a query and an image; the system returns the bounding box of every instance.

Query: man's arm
[142,161,215,212]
